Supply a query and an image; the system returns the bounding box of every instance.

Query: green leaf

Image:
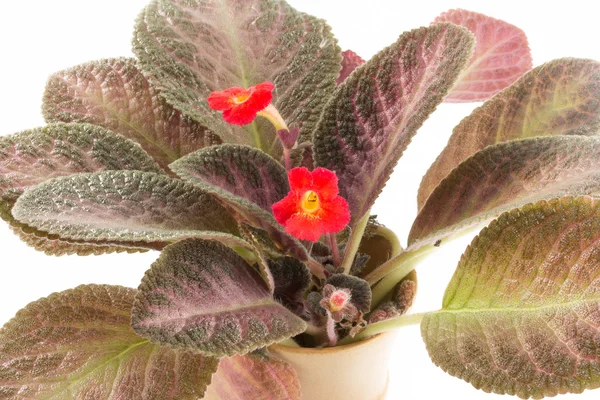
[0,123,162,255]
[11,170,247,249]
[313,23,474,225]
[422,196,600,399]
[133,0,341,151]
[170,144,289,212]
[0,284,218,399]
[418,58,600,208]
[131,239,307,357]
[204,352,300,400]
[43,58,221,170]
[170,146,309,261]
[410,136,600,248]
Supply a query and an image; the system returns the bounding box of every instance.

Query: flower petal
[207,91,235,110]
[311,167,339,198]
[272,193,300,225]
[222,107,259,125]
[284,213,324,242]
[288,167,313,192]
[320,195,351,233]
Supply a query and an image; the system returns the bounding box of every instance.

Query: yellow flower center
[301,190,320,213]
[233,93,250,104]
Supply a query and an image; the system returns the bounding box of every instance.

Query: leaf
[43,58,221,170]
[204,352,301,400]
[313,23,474,224]
[131,239,307,357]
[434,9,532,102]
[170,146,309,261]
[326,274,371,312]
[409,136,600,248]
[12,170,248,250]
[337,50,365,85]
[170,144,289,212]
[422,196,600,399]
[133,0,341,151]
[369,272,417,324]
[0,284,218,399]
[0,122,162,255]
[418,58,600,209]
[269,256,312,315]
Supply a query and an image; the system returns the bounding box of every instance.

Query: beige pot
[269,332,397,400]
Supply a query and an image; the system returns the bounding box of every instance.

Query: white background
[1,1,599,399]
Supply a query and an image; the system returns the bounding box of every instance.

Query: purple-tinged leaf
[204,352,301,400]
[0,123,162,255]
[170,144,289,212]
[11,171,248,250]
[43,58,221,170]
[314,23,474,225]
[269,257,311,315]
[410,136,600,248]
[133,0,341,151]
[434,9,532,102]
[170,146,309,261]
[131,239,307,357]
[418,58,600,209]
[422,196,600,398]
[326,274,371,312]
[0,284,218,399]
[369,272,416,324]
[337,50,365,85]
[239,222,276,292]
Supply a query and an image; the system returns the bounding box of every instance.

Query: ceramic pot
[269,332,397,400]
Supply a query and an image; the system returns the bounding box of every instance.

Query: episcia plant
[1,0,600,398]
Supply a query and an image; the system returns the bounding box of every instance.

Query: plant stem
[283,148,292,171]
[341,211,371,274]
[338,312,427,346]
[369,245,436,309]
[326,314,338,346]
[329,233,340,267]
[306,257,327,280]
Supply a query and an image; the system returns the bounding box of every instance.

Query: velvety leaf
[418,58,600,209]
[314,23,474,224]
[326,274,371,312]
[369,271,417,324]
[0,123,162,255]
[12,171,248,249]
[133,0,341,151]
[337,50,365,85]
[0,123,161,205]
[0,284,218,399]
[43,58,221,170]
[170,149,309,261]
[269,257,311,315]
[204,352,300,400]
[170,144,289,212]
[422,196,600,399]
[131,239,307,357]
[239,222,276,292]
[434,9,532,102]
[410,136,600,248]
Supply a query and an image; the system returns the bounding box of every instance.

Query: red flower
[272,167,350,242]
[207,82,274,125]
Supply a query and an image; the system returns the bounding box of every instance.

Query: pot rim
[270,332,391,354]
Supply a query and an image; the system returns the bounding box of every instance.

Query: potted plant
[1,0,600,399]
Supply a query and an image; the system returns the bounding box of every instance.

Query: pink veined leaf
[203,352,301,400]
[434,9,532,102]
[336,50,366,85]
[131,239,307,357]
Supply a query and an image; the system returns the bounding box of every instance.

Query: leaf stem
[338,312,427,346]
[306,257,327,280]
[329,233,340,267]
[341,211,371,274]
[369,245,436,308]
